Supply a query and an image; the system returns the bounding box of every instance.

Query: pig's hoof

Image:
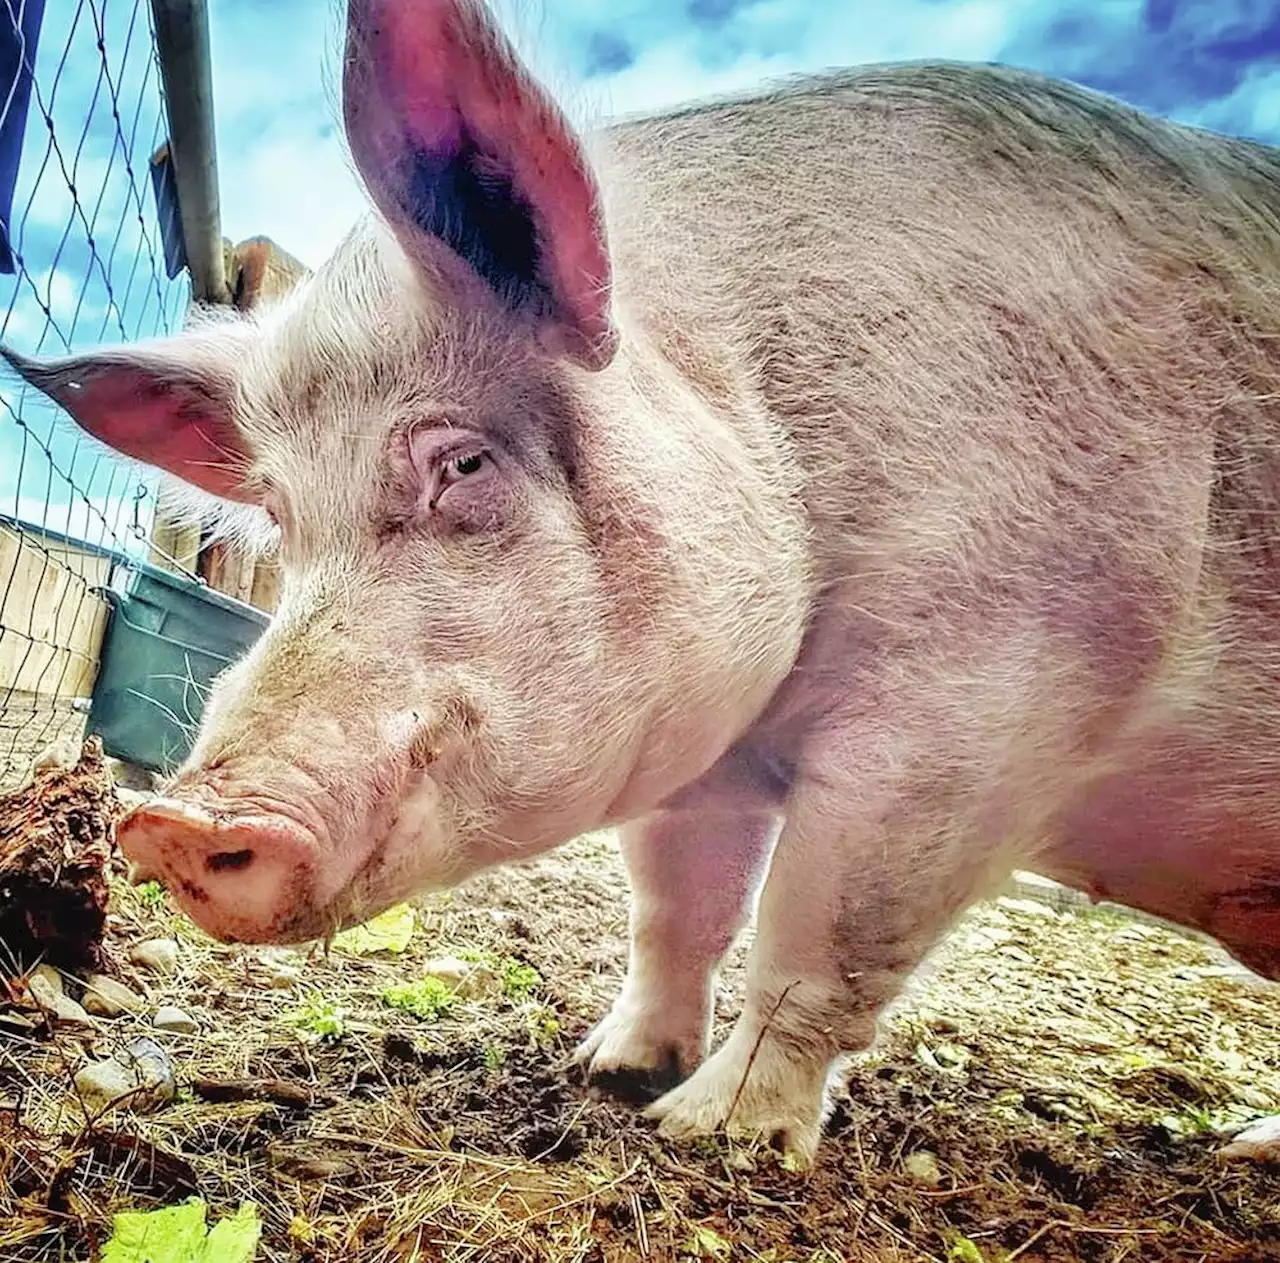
[572,1003,705,1102]
[644,1023,825,1168]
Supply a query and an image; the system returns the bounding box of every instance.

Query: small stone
[74,1037,175,1115]
[26,964,65,1008]
[82,975,145,1017]
[904,1150,943,1187]
[52,995,95,1025]
[131,938,180,976]
[996,896,1059,919]
[153,1005,199,1034]
[1220,1115,1280,1162]
[422,956,500,1000]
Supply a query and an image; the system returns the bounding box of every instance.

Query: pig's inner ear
[0,346,255,503]
[342,0,619,370]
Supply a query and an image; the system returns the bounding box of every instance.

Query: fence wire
[0,0,191,792]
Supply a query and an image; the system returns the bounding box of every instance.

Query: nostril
[206,849,255,874]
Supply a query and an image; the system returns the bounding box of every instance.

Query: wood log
[0,735,118,973]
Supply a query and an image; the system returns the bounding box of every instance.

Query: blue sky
[3,0,1280,556]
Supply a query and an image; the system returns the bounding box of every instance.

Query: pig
[223,235,311,315]
[5,0,1280,1165]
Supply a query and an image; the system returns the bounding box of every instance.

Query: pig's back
[597,61,1280,584]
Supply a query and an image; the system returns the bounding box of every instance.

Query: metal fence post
[149,0,227,305]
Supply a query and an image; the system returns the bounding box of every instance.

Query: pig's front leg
[573,805,779,1099]
[646,727,1008,1163]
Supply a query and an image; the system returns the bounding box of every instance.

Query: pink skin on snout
[119,800,327,943]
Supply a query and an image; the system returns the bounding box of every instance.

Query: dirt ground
[2,820,1280,1262]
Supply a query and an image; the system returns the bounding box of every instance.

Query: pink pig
[7,0,1280,1163]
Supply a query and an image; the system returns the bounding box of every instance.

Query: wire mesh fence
[0,0,192,792]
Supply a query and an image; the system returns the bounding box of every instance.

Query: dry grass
[2,825,1280,1262]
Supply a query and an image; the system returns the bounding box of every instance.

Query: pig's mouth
[117,792,378,945]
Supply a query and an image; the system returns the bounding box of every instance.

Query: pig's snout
[118,799,328,943]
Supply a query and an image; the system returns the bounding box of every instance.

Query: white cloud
[217,124,365,272]
[35,266,81,323]
[202,0,1029,264]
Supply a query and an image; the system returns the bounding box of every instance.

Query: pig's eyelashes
[443,450,489,483]
[421,446,500,523]
[432,448,494,500]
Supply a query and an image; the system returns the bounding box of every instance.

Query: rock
[26,963,64,1008]
[74,1037,175,1115]
[904,1150,943,1187]
[52,994,95,1025]
[131,938,180,976]
[1220,1115,1280,1162]
[82,975,145,1017]
[153,1005,199,1034]
[422,956,500,1000]
[25,969,93,1024]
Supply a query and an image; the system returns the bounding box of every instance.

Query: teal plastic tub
[88,562,270,772]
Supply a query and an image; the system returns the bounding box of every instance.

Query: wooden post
[150,235,311,613]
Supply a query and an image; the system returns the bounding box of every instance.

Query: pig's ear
[0,343,255,502]
[342,0,619,370]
